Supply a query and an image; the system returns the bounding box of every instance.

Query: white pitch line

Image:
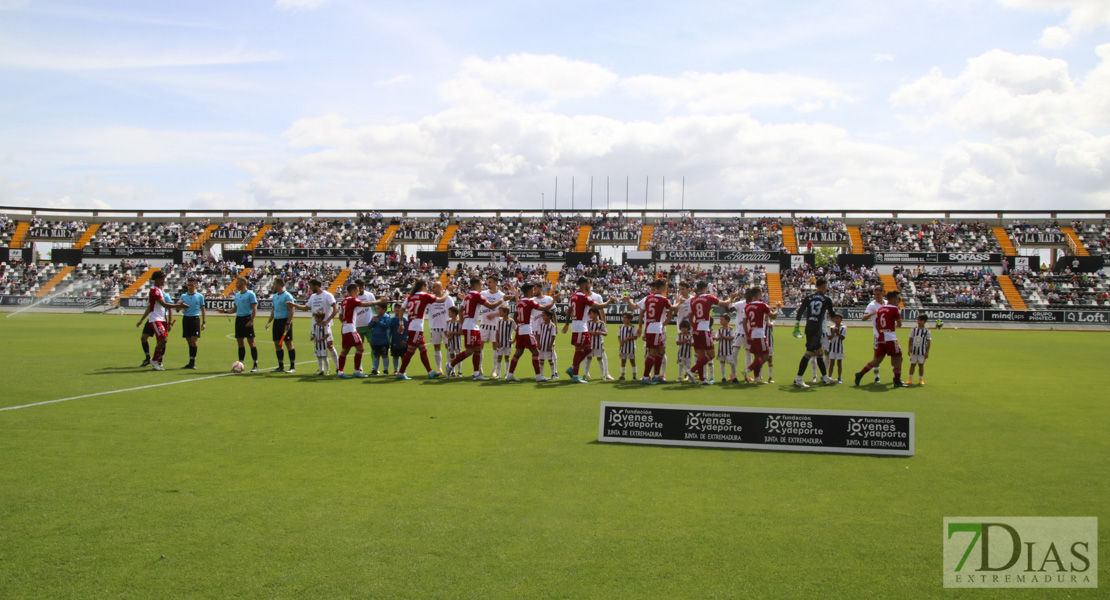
[0,360,318,413]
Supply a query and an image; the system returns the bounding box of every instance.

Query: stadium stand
[780,265,883,308]
[1071,220,1110,256]
[898,267,1009,309]
[860,219,1000,253]
[448,215,580,250]
[253,218,385,249]
[1009,269,1110,309]
[648,216,783,251]
[86,221,208,249]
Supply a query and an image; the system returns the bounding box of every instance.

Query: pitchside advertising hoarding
[873,252,1003,265]
[0,296,99,308]
[598,402,914,457]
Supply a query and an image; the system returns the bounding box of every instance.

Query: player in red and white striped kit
[562,276,616,384]
[626,278,675,385]
[135,270,185,371]
[393,279,455,380]
[447,277,504,381]
[743,287,779,384]
[855,290,906,387]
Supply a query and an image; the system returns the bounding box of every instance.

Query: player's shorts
[514,333,538,351]
[464,330,483,350]
[804,330,823,353]
[590,348,605,358]
[150,320,168,340]
[619,351,636,360]
[644,332,664,349]
[371,344,389,358]
[341,331,363,348]
[495,347,512,357]
[181,316,201,339]
[235,316,255,339]
[428,329,447,345]
[693,330,713,351]
[828,349,845,360]
[539,350,553,360]
[909,354,926,365]
[141,321,154,336]
[749,338,769,354]
[406,330,425,347]
[272,318,292,343]
[874,340,902,359]
[571,331,592,349]
[390,345,407,358]
[717,347,735,360]
[480,326,495,343]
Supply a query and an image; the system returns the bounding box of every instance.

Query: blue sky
[1,0,1108,211]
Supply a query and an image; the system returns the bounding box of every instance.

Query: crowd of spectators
[449,215,580,250]
[1009,269,1110,308]
[1072,220,1110,255]
[780,264,882,307]
[255,218,385,249]
[0,262,49,295]
[87,221,208,249]
[898,266,1005,308]
[860,220,999,253]
[649,216,783,251]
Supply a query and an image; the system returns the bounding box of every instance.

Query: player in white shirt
[291,278,340,371]
[425,281,455,374]
[862,287,886,384]
[478,276,505,377]
[730,294,753,382]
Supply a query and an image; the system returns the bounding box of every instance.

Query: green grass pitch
[0,313,1105,599]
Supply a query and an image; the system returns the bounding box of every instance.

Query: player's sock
[584,357,592,377]
[449,350,470,368]
[893,368,902,383]
[600,354,610,378]
[745,351,752,373]
[329,346,339,371]
[153,345,165,362]
[189,345,197,363]
[750,357,764,378]
[798,356,809,378]
[288,348,295,364]
[817,358,827,377]
[691,355,709,380]
[392,357,400,372]
[354,351,363,372]
[768,365,774,380]
[551,352,558,375]
[276,348,285,369]
[338,353,347,372]
[531,356,542,375]
[419,348,432,371]
[471,351,481,372]
[572,346,588,375]
[621,365,626,377]
[434,349,442,372]
[142,340,150,359]
[372,354,380,372]
[400,348,415,373]
[238,347,246,362]
[859,362,874,375]
[509,356,519,374]
[661,354,668,376]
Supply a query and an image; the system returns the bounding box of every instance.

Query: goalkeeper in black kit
[794,277,837,387]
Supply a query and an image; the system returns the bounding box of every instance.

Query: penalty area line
[0,360,318,413]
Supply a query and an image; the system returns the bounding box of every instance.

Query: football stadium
[3,1,1109,598]
[1,209,1106,598]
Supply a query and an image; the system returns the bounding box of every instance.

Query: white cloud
[621,69,857,113]
[1038,25,1073,49]
[274,0,330,11]
[454,54,619,102]
[892,46,1110,206]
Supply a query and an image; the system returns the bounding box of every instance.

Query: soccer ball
[231,361,245,373]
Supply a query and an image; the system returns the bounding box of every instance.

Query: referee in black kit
[794,277,836,387]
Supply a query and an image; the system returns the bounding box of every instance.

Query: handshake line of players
[134,269,933,387]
